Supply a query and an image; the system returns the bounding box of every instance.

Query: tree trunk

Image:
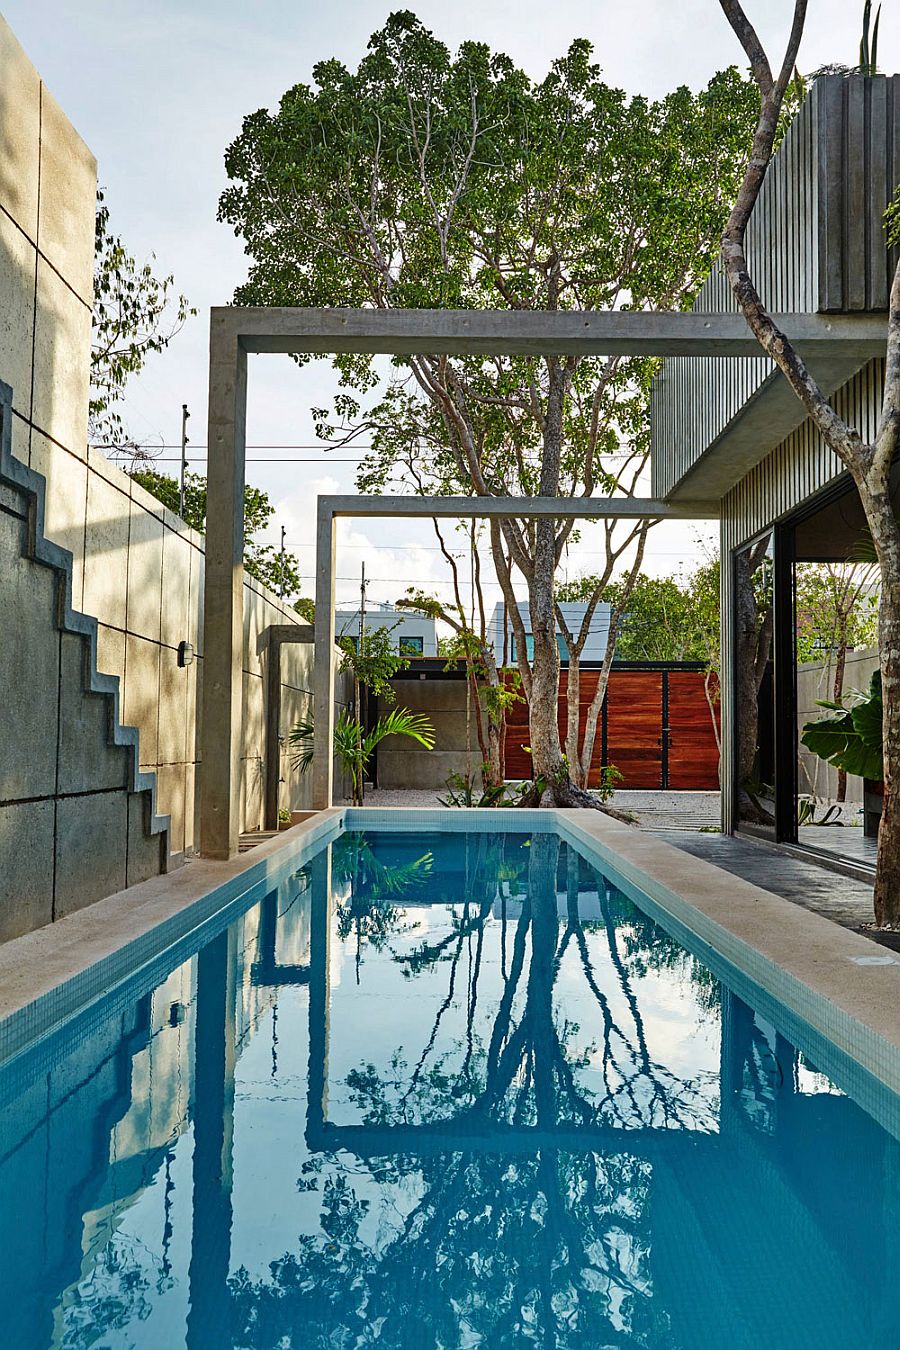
[466,663,491,783]
[874,575,900,927]
[480,645,505,788]
[526,556,565,793]
[486,718,503,788]
[565,650,583,787]
[578,609,622,787]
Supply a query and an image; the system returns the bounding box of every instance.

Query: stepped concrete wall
[0,17,345,937]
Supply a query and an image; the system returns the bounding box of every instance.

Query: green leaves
[220,16,759,322]
[361,708,436,754]
[794,561,879,664]
[801,671,884,782]
[289,717,316,775]
[91,189,194,445]
[293,708,435,804]
[338,624,410,702]
[559,560,721,665]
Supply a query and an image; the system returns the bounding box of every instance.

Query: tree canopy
[558,561,721,666]
[219,12,763,800]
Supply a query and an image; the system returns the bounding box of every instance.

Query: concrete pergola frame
[201,306,886,859]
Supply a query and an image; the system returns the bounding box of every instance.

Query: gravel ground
[353,787,720,829]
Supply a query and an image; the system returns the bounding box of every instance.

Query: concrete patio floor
[654,830,875,929]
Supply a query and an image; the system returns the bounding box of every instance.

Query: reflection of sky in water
[2,830,899,1349]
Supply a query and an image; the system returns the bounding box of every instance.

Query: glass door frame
[730,522,797,843]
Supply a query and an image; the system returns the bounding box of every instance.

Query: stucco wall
[0,16,344,888]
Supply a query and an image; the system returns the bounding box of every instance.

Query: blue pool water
[1,827,899,1348]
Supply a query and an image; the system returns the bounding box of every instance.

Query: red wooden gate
[503,666,719,790]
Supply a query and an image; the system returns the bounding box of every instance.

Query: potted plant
[800,671,883,837]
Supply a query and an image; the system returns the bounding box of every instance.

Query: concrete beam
[212,306,886,359]
[321,493,718,520]
[201,302,883,852]
[664,353,870,501]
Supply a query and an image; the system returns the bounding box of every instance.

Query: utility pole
[178,404,190,519]
[279,526,286,598]
[359,561,366,657]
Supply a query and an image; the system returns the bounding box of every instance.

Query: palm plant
[290,708,435,805]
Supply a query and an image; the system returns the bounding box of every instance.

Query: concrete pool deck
[0,805,897,1112]
[655,830,875,929]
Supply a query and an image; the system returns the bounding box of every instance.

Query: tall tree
[717,0,900,923]
[220,13,760,806]
[561,558,723,757]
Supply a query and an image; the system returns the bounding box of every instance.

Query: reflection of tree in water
[331,832,434,980]
[606,890,721,1018]
[229,835,717,1349]
[58,1235,156,1347]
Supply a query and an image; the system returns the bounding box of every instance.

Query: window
[510,634,535,663]
[399,635,424,655]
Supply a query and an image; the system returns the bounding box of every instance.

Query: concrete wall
[377,678,474,789]
[797,647,878,805]
[0,17,347,932]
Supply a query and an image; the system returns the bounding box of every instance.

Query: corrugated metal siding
[722,359,884,548]
[652,75,899,500]
[719,359,885,831]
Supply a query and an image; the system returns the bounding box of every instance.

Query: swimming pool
[1,818,899,1347]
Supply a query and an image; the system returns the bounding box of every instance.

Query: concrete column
[312,501,336,808]
[200,317,247,859]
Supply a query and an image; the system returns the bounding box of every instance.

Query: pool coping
[2,805,900,1102]
[0,808,345,1064]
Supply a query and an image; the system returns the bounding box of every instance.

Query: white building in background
[335,602,438,657]
[486,601,613,666]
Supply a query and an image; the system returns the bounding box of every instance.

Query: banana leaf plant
[290,708,435,805]
[800,670,883,783]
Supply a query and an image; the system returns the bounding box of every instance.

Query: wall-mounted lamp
[177,641,194,668]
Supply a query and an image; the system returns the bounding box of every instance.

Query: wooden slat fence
[504,667,720,790]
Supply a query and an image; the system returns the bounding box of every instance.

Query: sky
[5,1,898,615]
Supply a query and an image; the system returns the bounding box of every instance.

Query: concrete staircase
[0,379,169,938]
